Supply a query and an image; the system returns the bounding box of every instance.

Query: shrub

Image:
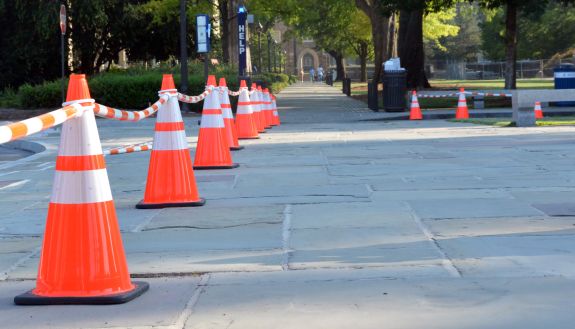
[18,81,63,109]
[8,65,290,109]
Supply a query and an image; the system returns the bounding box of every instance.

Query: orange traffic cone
[194,75,238,169]
[14,74,148,305]
[271,94,280,126]
[409,91,423,120]
[456,88,469,119]
[235,80,260,139]
[219,78,243,151]
[263,88,274,128]
[137,74,205,209]
[258,86,272,129]
[251,83,266,133]
[534,101,544,119]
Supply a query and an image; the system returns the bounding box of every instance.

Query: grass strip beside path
[449,116,575,127]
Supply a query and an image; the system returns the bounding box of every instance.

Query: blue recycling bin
[554,64,575,106]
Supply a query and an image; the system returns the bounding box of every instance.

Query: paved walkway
[1,82,575,328]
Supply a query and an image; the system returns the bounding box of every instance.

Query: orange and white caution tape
[94,94,169,121]
[464,91,512,98]
[416,92,459,98]
[104,142,153,156]
[177,89,212,103]
[228,90,241,97]
[0,103,85,145]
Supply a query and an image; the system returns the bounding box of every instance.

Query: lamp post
[258,22,262,76]
[179,0,189,111]
[267,33,272,73]
[59,4,66,104]
[273,41,277,73]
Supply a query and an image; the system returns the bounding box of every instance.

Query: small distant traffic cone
[409,91,423,120]
[271,94,280,126]
[137,74,205,209]
[456,88,469,119]
[14,74,148,305]
[194,75,238,169]
[251,83,266,133]
[236,80,260,139]
[219,78,243,150]
[534,101,544,119]
[263,88,274,128]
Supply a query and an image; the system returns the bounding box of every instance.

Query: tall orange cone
[235,80,260,139]
[137,74,205,209]
[251,83,266,133]
[14,74,148,305]
[534,101,544,119]
[409,91,423,120]
[263,88,274,128]
[456,88,469,119]
[271,94,280,126]
[258,86,272,129]
[219,78,243,150]
[194,75,238,169]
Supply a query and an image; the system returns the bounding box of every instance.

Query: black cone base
[14,281,149,305]
[238,136,260,140]
[230,146,245,151]
[193,163,240,170]
[136,198,206,209]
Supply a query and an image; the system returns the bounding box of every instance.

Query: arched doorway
[303,54,314,71]
[297,48,319,73]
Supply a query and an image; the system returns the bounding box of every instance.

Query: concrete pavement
[1,82,575,328]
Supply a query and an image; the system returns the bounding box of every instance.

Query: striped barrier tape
[228,90,241,97]
[416,93,460,98]
[177,88,212,103]
[104,142,153,156]
[94,94,169,121]
[464,91,512,98]
[0,103,85,145]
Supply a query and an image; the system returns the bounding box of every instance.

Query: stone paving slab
[185,272,575,329]
[0,276,203,329]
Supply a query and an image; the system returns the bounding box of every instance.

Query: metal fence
[426,58,575,80]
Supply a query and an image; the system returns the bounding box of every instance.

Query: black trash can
[383,70,407,112]
[554,64,575,106]
[343,78,351,96]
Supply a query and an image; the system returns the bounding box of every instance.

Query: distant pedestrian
[300,68,305,83]
[318,66,324,82]
[309,68,315,83]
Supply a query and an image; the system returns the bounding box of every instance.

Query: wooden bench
[512,89,575,126]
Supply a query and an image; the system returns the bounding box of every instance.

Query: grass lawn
[431,79,554,90]
[449,116,575,127]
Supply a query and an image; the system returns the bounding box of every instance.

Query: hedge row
[11,71,294,110]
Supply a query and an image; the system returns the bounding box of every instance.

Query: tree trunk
[355,0,389,83]
[220,0,230,64]
[398,9,429,89]
[329,50,346,81]
[359,42,368,82]
[388,13,398,58]
[504,1,518,89]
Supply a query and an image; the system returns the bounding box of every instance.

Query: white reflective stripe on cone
[237,107,253,115]
[157,96,184,123]
[222,108,234,119]
[58,111,104,156]
[152,131,189,151]
[50,169,113,204]
[200,115,225,128]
